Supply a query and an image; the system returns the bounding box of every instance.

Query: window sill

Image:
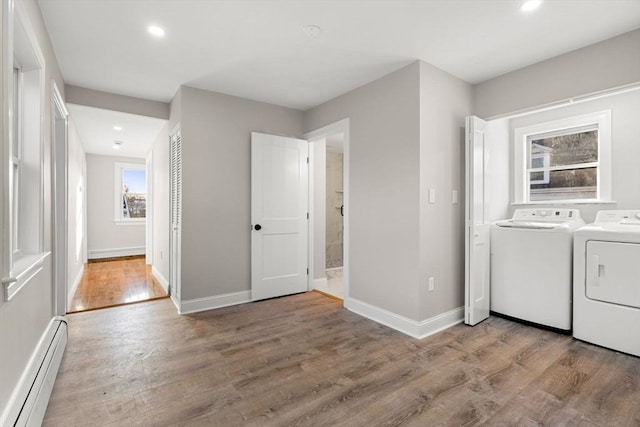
[114,220,146,226]
[3,252,50,302]
[511,200,617,206]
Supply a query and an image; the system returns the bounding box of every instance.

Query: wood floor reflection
[68,256,168,313]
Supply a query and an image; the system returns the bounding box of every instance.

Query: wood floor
[68,256,168,313]
[44,292,640,426]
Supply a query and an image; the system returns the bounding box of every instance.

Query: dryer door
[586,241,640,309]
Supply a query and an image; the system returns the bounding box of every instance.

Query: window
[514,111,611,204]
[2,0,46,301]
[114,163,146,224]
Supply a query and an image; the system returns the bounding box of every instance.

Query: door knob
[254,224,262,231]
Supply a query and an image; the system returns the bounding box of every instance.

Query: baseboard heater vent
[3,317,67,427]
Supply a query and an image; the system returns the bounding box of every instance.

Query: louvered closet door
[170,129,182,301]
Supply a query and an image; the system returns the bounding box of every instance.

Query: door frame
[304,118,350,302]
[52,80,69,316]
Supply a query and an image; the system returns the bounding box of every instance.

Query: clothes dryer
[573,210,640,356]
[491,208,584,331]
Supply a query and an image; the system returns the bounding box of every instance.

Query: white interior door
[251,132,308,301]
[465,115,491,326]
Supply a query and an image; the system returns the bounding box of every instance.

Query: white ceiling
[67,104,167,158]
[39,0,640,111]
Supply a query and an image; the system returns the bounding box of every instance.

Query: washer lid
[494,220,566,229]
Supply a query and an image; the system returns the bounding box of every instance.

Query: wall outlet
[428,277,435,291]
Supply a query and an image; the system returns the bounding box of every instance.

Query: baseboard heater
[3,317,67,427]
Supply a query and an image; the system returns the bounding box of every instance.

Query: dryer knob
[636,212,640,220]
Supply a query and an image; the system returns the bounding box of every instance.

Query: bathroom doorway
[324,133,344,299]
[305,119,350,303]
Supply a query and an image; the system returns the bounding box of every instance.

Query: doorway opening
[306,119,350,303]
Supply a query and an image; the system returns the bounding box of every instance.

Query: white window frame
[2,0,48,302]
[114,162,146,225]
[513,110,612,204]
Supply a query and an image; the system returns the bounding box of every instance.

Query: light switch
[452,190,458,204]
[429,189,436,204]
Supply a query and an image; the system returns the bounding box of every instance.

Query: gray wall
[67,120,87,290]
[0,0,65,418]
[505,89,640,223]
[305,62,422,320]
[474,29,640,119]
[178,86,304,300]
[151,124,170,285]
[418,61,473,320]
[65,85,170,120]
[86,154,146,256]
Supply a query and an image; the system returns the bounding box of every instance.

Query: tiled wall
[326,151,343,269]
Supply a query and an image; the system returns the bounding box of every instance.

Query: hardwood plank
[43,293,640,426]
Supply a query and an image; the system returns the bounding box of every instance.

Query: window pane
[530,167,597,201]
[530,130,598,168]
[122,169,146,218]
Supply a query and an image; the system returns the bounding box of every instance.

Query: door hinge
[307,157,309,164]
[307,268,309,275]
[307,212,309,220]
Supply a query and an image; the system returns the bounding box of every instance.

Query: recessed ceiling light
[302,25,321,39]
[113,140,123,149]
[113,125,123,131]
[521,0,542,12]
[148,25,165,37]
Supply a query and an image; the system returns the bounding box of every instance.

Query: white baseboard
[87,246,145,260]
[151,266,170,293]
[67,265,84,308]
[345,297,463,339]
[313,277,328,290]
[177,290,252,315]
[0,317,67,427]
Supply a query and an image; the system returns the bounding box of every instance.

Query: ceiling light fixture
[521,0,542,12]
[113,125,123,131]
[113,140,123,149]
[302,25,321,39]
[147,25,165,37]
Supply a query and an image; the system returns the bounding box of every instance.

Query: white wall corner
[67,265,85,307]
[345,298,463,339]
[87,246,145,259]
[151,266,169,293]
[178,291,251,315]
[313,277,328,290]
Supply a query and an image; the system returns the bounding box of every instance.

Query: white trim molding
[87,246,145,260]
[313,277,328,290]
[176,291,251,315]
[345,297,464,339]
[151,265,169,293]
[67,264,84,308]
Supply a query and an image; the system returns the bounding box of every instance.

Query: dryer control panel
[594,210,640,225]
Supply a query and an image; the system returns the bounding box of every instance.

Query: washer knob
[540,210,548,217]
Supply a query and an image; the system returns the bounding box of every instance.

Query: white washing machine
[573,210,640,356]
[491,208,585,332]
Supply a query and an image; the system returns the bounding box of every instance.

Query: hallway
[68,256,168,313]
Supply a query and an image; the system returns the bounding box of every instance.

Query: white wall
[305,62,423,320]
[176,86,304,301]
[86,154,146,258]
[67,119,87,300]
[418,61,474,320]
[0,0,65,419]
[151,123,170,288]
[505,89,640,223]
[474,29,640,119]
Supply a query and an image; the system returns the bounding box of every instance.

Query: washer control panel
[594,210,640,225]
[512,208,581,222]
